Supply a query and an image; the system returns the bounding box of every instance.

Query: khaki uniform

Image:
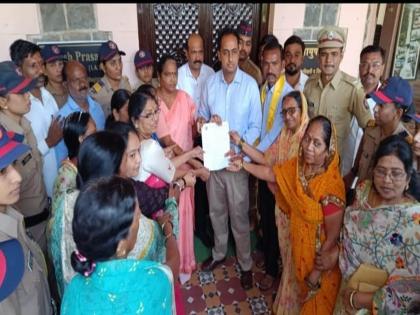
[239,58,263,86]
[304,70,373,174]
[45,83,68,109]
[0,206,52,315]
[355,122,412,182]
[0,112,49,252]
[133,77,159,91]
[90,75,132,117]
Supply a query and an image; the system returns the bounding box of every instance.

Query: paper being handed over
[202,121,230,171]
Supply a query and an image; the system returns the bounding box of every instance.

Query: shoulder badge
[91,80,104,94]
[366,119,376,128]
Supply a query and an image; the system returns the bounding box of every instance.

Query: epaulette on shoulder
[90,80,104,94]
[342,72,361,88]
[366,119,376,128]
[398,130,413,145]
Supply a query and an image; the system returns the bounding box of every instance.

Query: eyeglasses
[373,167,406,182]
[281,107,299,117]
[359,61,383,70]
[140,108,161,119]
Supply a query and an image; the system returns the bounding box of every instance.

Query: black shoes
[241,270,253,290]
[201,256,226,272]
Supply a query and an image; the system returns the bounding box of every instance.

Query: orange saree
[273,125,345,315]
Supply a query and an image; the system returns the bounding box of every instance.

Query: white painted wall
[0,4,40,61]
[96,3,139,86]
[271,3,370,78]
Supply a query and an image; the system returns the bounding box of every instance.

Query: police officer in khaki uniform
[0,125,52,314]
[304,26,373,174]
[0,61,49,253]
[238,20,263,86]
[133,49,159,91]
[345,76,414,191]
[90,40,131,117]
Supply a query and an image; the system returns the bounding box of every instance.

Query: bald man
[177,34,215,248]
[177,33,215,106]
[54,60,105,165]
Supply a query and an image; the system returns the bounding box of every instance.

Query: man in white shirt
[177,33,215,106]
[10,39,63,198]
[178,33,215,248]
[284,35,308,91]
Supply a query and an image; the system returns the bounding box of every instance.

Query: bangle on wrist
[349,290,358,310]
[238,138,244,150]
[161,220,173,233]
[180,177,186,189]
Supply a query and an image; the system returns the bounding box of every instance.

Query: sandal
[258,274,274,291]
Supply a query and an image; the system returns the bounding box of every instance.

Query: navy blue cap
[134,49,153,69]
[370,76,413,108]
[99,40,126,62]
[238,20,253,37]
[0,239,25,302]
[41,44,66,63]
[0,61,37,97]
[0,125,30,170]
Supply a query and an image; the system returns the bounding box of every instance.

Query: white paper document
[202,121,230,171]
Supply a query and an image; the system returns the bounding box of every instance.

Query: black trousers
[193,135,214,248]
[258,179,279,277]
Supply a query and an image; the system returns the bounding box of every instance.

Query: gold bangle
[349,290,358,310]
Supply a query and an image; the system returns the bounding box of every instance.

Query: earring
[1,105,8,110]
[135,124,139,129]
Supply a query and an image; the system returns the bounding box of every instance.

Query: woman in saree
[333,135,420,314]
[230,90,309,292]
[61,176,177,314]
[230,115,345,314]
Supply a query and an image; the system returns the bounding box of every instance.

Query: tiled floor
[181,253,279,315]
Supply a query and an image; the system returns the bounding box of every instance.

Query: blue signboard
[38,41,106,82]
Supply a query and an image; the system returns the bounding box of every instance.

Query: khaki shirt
[133,77,159,92]
[0,112,49,251]
[239,58,263,86]
[304,70,373,173]
[0,206,52,315]
[90,75,132,117]
[45,83,68,109]
[356,122,411,182]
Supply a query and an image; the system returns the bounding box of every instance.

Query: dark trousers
[258,179,279,277]
[193,135,214,248]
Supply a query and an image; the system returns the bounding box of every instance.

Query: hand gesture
[163,144,176,159]
[183,170,196,187]
[229,130,241,146]
[189,146,204,160]
[46,115,63,148]
[196,117,207,134]
[210,114,222,126]
[193,167,210,181]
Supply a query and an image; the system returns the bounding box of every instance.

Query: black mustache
[193,60,203,64]
[79,86,88,91]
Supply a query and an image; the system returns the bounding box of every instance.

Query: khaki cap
[317,26,346,49]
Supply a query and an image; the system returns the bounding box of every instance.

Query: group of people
[0,18,419,315]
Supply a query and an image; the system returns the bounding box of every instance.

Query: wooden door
[137,3,268,68]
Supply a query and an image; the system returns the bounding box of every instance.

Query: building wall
[0,4,140,85]
[271,3,371,78]
[0,3,375,82]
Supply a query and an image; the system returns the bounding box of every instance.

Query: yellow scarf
[260,74,286,133]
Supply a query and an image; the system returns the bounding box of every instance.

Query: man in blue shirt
[55,61,105,166]
[197,27,262,290]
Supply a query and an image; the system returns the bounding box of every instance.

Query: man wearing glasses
[344,45,386,175]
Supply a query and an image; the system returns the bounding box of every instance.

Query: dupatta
[273,117,345,314]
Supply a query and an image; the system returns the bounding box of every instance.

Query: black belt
[24,207,50,228]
